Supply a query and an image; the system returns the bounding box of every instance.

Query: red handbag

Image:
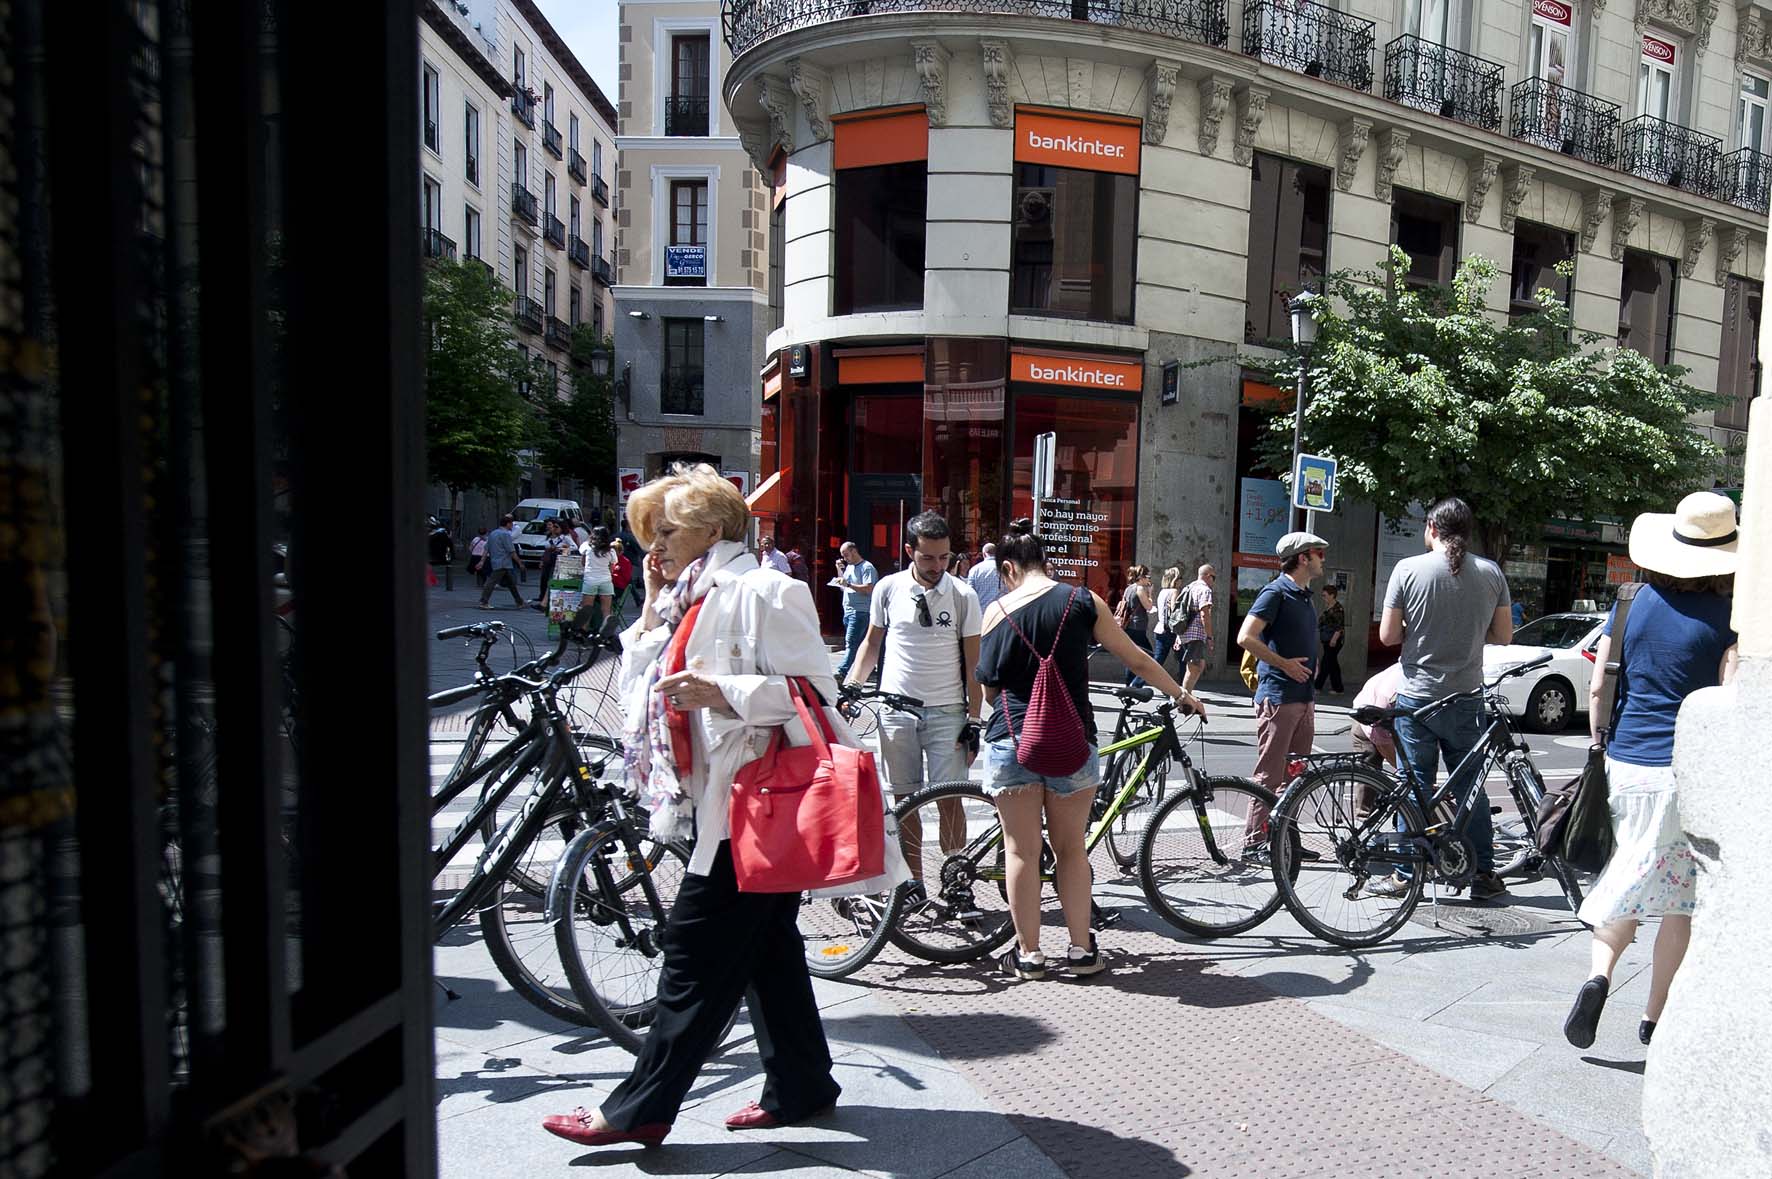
[729,677,885,893]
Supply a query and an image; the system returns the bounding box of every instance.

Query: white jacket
[619,545,851,876]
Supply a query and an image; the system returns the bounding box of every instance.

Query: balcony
[1509,77,1618,166]
[1077,0,1228,48]
[1242,0,1374,92]
[421,228,457,261]
[546,316,573,351]
[665,94,710,136]
[722,0,1229,57]
[568,234,591,268]
[591,174,610,206]
[1620,114,1722,198]
[511,89,536,129]
[591,255,613,286]
[544,214,566,248]
[511,183,539,226]
[513,295,544,334]
[1720,146,1772,213]
[568,148,587,184]
[1384,35,1503,132]
[543,120,563,158]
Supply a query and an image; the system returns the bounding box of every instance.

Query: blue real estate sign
[1293,453,1337,513]
[664,244,706,280]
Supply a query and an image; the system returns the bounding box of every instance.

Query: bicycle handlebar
[436,620,507,641]
[427,682,486,709]
[1353,653,1555,728]
[839,685,925,710]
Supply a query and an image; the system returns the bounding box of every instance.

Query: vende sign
[1533,0,1572,26]
[1013,109,1141,176]
[1643,34,1677,64]
[1011,351,1143,392]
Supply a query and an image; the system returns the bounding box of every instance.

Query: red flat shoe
[541,1107,670,1147]
[724,1101,835,1131]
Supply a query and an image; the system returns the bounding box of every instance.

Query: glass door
[1526,3,1575,150]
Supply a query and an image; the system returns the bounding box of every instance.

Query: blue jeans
[1149,632,1176,678]
[1123,627,1153,686]
[1393,694,1492,875]
[983,739,1101,798]
[835,606,868,681]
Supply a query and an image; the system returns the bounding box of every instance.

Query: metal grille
[1620,114,1722,198]
[1720,145,1772,213]
[1510,76,1619,166]
[1242,0,1375,92]
[1081,0,1229,49]
[1384,33,1504,132]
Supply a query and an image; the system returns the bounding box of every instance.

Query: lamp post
[587,342,612,380]
[1288,290,1321,530]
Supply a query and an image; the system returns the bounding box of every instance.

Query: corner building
[722,0,1768,671]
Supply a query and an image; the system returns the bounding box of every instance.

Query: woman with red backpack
[975,520,1205,981]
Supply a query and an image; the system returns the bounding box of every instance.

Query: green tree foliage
[535,327,617,492]
[1216,249,1723,555]
[423,258,538,504]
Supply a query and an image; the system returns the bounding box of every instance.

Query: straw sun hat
[1627,491,1740,579]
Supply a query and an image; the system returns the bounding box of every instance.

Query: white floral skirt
[1577,758,1697,927]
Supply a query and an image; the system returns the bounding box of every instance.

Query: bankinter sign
[1013,109,1142,176]
[1011,351,1143,392]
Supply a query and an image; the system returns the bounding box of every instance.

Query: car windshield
[1512,616,1598,649]
[512,506,566,521]
[521,521,550,535]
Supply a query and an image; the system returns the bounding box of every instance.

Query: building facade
[420,0,618,529]
[614,1,771,498]
[723,0,1769,664]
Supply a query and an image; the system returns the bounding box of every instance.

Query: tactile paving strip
[860,914,1638,1178]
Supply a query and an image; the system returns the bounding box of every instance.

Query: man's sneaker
[1470,872,1509,901]
[1366,873,1413,898]
[997,946,1047,981]
[1065,934,1107,977]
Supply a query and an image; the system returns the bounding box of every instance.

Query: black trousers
[601,841,841,1130]
[479,566,523,605]
[1315,641,1344,693]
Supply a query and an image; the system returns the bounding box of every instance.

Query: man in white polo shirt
[843,511,982,882]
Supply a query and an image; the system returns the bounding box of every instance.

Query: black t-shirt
[976,583,1099,745]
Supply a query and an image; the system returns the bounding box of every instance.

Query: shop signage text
[1642,34,1676,64]
[1533,0,1571,26]
[1011,351,1143,392]
[1013,109,1141,176]
[664,244,706,279]
[1037,496,1107,580]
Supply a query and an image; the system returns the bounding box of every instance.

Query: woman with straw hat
[1563,492,1740,1051]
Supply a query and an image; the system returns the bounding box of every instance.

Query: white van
[511,498,581,562]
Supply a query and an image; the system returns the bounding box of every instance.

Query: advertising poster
[1373,506,1426,620]
[1238,477,1290,558]
[617,468,643,512]
[548,552,585,640]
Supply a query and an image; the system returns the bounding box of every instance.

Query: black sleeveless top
[975,584,1100,745]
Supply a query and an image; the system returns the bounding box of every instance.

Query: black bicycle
[1268,652,1584,948]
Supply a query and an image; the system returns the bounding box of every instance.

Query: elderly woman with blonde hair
[542,464,848,1150]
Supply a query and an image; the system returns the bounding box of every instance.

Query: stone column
[1643,396,1772,1176]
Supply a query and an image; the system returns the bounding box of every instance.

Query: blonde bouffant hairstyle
[626,463,750,548]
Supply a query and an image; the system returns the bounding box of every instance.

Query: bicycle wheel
[887,781,1017,963]
[1271,764,1427,948]
[1104,760,1168,871]
[1502,754,1585,917]
[1137,775,1282,937]
[551,821,692,1053]
[477,797,596,1025]
[799,886,904,979]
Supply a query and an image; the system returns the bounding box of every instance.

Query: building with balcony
[420,0,619,527]
[722,0,1769,666]
[613,1,771,501]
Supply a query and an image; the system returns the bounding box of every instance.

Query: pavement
[428,577,1657,1177]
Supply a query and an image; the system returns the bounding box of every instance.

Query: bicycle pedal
[1091,910,1122,930]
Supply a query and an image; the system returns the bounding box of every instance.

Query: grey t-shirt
[1383,550,1510,698]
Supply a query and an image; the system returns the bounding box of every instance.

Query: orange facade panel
[838,353,925,385]
[833,106,929,170]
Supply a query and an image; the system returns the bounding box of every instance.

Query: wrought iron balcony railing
[720,0,1228,58]
[512,89,536,128]
[542,121,563,158]
[1620,114,1722,198]
[568,234,591,268]
[545,316,572,351]
[568,149,587,184]
[511,183,539,226]
[544,214,566,248]
[513,295,544,333]
[421,228,457,261]
[591,174,610,206]
[1243,0,1374,92]
[1720,146,1772,213]
[1384,34,1504,131]
[591,255,613,286]
[1509,76,1618,165]
[666,94,710,136]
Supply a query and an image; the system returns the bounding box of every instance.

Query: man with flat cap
[1237,530,1329,847]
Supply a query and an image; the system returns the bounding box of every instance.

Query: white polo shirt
[869,570,982,708]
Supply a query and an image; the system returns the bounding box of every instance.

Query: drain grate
[1409,902,1550,938]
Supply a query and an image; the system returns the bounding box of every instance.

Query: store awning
[747,467,787,515]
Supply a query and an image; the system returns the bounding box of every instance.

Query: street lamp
[588,342,612,379]
[1288,290,1321,530]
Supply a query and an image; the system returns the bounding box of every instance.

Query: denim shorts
[982,738,1102,799]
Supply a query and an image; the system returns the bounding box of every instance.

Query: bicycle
[1268,652,1585,948]
[1089,683,1172,871]
[890,700,1282,962]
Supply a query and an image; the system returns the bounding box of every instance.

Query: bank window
[1011,164,1137,324]
[1509,221,1575,319]
[421,62,440,154]
[1008,390,1141,605]
[1244,152,1330,343]
[662,319,705,415]
[1618,248,1677,366]
[1717,275,1762,429]
[833,108,929,316]
[1389,189,1460,287]
[1740,72,1769,153]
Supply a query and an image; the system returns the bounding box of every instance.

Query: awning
[747,467,787,515]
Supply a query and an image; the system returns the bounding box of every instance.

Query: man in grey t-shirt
[478,513,526,608]
[1375,497,1513,898]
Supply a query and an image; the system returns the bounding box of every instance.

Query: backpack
[1166,583,1198,633]
[999,587,1092,777]
[1113,587,1133,628]
[1239,647,1260,693]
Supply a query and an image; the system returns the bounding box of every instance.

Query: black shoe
[1564,975,1609,1049]
[1470,872,1509,901]
[1639,1019,1656,1046]
[1065,933,1107,977]
[998,946,1047,981]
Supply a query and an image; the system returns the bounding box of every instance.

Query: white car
[1483,612,1607,732]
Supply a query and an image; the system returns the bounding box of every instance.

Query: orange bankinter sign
[1011,351,1143,392]
[1013,108,1142,176]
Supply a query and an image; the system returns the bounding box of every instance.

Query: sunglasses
[914,593,932,627]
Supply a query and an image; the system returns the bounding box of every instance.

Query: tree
[534,327,618,496]
[1210,249,1724,558]
[423,258,538,523]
